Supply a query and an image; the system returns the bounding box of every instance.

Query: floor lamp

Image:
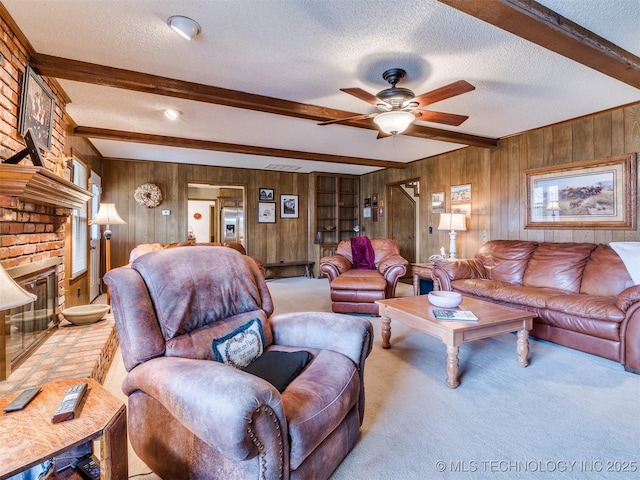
[91,203,126,302]
[438,213,467,259]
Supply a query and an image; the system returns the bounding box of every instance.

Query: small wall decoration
[134,183,163,208]
[257,202,276,223]
[193,212,202,220]
[280,194,299,219]
[524,154,637,230]
[431,191,445,213]
[259,188,274,201]
[451,184,471,218]
[19,66,55,151]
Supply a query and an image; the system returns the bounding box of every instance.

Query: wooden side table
[0,378,127,480]
[411,262,439,296]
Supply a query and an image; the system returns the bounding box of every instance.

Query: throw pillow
[242,350,312,393]
[351,236,376,270]
[211,318,266,368]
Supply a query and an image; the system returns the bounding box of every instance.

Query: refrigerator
[221,206,244,244]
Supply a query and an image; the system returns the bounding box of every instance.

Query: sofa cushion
[282,349,360,470]
[537,308,622,341]
[330,269,386,291]
[546,294,624,322]
[242,350,312,393]
[522,242,595,293]
[475,240,537,284]
[581,244,634,296]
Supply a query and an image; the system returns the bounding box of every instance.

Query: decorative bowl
[61,304,110,325]
[428,291,463,308]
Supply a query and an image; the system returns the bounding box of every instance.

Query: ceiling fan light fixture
[373,111,415,135]
[168,15,201,40]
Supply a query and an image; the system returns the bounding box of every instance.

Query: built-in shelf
[0,164,92,210]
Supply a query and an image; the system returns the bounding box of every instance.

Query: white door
[89,171,102,301]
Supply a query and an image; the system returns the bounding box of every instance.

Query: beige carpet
[103,278,640,479]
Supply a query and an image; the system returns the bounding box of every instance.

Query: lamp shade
[373,111,415,135]
[546,201,560,211]
[91,203,126,227]
[168,15,201,40]
[0,263,36,310]
[438,213,467,232]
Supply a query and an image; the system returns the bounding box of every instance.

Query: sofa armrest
[377,254,408,278]
[123,357,286,462]
[432,258,486,291]
[271,312,373,367]
[320,255,352,281]
[617,285,640,312]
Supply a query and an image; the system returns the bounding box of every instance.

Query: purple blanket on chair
[351,236,376,270]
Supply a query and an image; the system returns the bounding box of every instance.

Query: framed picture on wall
[451,184,471,218]
[431,191,445,213]
[257,202,276,223]
[259,188,274,201]
[19,66,55,151]
[524,154,637,229]
[280,194,299,218]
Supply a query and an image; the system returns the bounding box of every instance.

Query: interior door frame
[386,177,420,263]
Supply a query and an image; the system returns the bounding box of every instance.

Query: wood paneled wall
[101,159,310,269]
[359,103,640,261]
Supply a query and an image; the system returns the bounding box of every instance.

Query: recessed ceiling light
[164,109,182,120]
[167,15,201,40]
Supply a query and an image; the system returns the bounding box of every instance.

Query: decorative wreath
[134,183,163,208]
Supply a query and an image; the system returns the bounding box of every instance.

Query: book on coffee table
[432,309,478,322]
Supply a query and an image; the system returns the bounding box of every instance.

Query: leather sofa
[432,240,640,373]
[320,239,408,315]
[105,246,374,479]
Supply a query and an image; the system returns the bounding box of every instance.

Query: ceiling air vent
[263,164,302,171]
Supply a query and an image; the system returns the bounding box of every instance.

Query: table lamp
[0,262,37,310]
[90,203,126,274]
[546,201,560,220]
[438,213,467,259]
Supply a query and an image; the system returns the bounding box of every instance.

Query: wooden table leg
[413,274,419,296]
[517,328,530,367]
[445,344,460,388]
[100,406,128,480]
[381,316,391,349]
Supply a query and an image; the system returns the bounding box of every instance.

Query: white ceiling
[4,0,640,175]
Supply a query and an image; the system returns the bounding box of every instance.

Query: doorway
[187,183,245,246]
[387,179,419,268]
[89,171,101,301]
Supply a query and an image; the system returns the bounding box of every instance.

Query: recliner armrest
[271,312,373,367]
[123,357,285,462]
[320,255,352,280]
[377,254,408,278]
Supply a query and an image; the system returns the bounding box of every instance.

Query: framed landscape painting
[524,154,636,230]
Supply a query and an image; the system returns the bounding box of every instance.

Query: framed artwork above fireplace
[18,66,54,151]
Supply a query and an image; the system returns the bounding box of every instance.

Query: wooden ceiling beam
[33,54,497,148]
[73,126,409,169]
[438,0,640,89]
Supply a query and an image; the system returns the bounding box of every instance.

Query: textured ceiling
[3,0,639,174]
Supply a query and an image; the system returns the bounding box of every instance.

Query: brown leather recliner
[105,246,373,480]
[320,238,408,315]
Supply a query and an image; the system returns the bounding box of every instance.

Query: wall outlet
[162,210,170,216]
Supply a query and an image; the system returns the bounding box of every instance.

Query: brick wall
[0,12,70,311]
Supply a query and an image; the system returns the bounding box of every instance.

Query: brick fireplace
[0,165,91,380]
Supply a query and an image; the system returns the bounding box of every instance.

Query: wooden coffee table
[376,295,535,388]
[0,378,127,479]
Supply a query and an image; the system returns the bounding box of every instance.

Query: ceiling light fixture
[373,111,415,136]
[164,109,182,120]
[167,15,201,40]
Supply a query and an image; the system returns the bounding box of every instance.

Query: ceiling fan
[319,68,475,136]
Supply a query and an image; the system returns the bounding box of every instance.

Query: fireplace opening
[1,258,59,379]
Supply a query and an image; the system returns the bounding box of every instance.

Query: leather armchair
[320,238,408,315]
[104,246,373,480]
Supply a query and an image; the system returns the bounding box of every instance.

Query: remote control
[75,455,100,480]
[3,387,41,412]
[51,382,88,423]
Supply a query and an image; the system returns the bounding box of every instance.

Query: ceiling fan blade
[413,80,475,108]
[415,110,469,126]
[340,88,380,106]
[317,113,372,126]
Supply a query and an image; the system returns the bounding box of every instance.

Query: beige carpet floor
[103,278,640,479]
